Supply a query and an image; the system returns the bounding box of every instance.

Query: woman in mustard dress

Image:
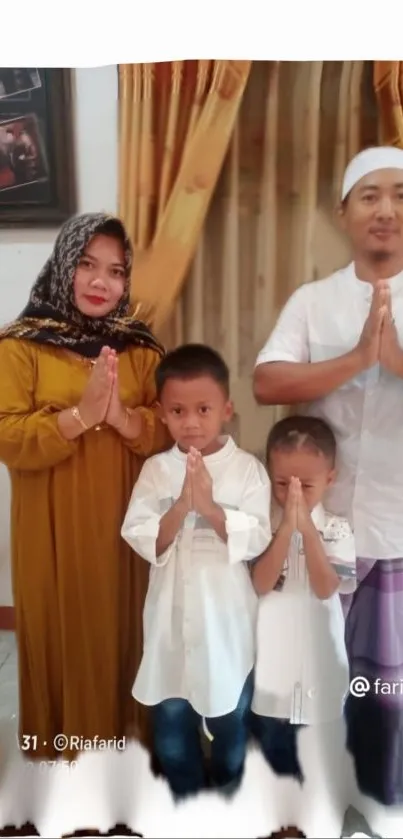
[0,212,167,760]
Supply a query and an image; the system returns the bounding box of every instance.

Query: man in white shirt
[253,146,403,806]
[121,344,271,800]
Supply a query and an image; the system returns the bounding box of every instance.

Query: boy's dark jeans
[151,670,254,800]
[250,711,305,782]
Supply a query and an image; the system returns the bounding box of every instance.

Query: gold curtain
[118,61,251,331]
[116,61,379,748]
[165,62,379,456]
[374,61,403,147]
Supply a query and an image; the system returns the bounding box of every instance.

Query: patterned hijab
[0,212,164,359]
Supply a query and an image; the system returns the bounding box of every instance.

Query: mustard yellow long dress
[0,337,168,759]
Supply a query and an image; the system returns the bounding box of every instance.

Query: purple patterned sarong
[342,557,403,805]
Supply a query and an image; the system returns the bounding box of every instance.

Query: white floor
[0,629,402,837]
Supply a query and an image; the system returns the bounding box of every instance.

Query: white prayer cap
[341,146,403,201]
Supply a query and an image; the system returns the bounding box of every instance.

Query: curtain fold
[373,61,403,147]
[118,60,251,329]
[169,62,377,455]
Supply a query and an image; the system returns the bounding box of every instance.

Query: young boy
[121,343,271,800]
[250,415,356,782]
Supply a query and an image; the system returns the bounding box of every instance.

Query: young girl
[250,415,356,781]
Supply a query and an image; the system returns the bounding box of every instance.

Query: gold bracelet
[71,406,89,431]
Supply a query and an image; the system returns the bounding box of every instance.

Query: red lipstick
[85,295,106,305]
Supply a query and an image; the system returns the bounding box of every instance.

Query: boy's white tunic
[121,436,272,718]
[252,502,356,725]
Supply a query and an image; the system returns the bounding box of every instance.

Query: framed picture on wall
[0,68,76,226]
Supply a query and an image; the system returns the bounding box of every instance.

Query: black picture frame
[0,68,76,227]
